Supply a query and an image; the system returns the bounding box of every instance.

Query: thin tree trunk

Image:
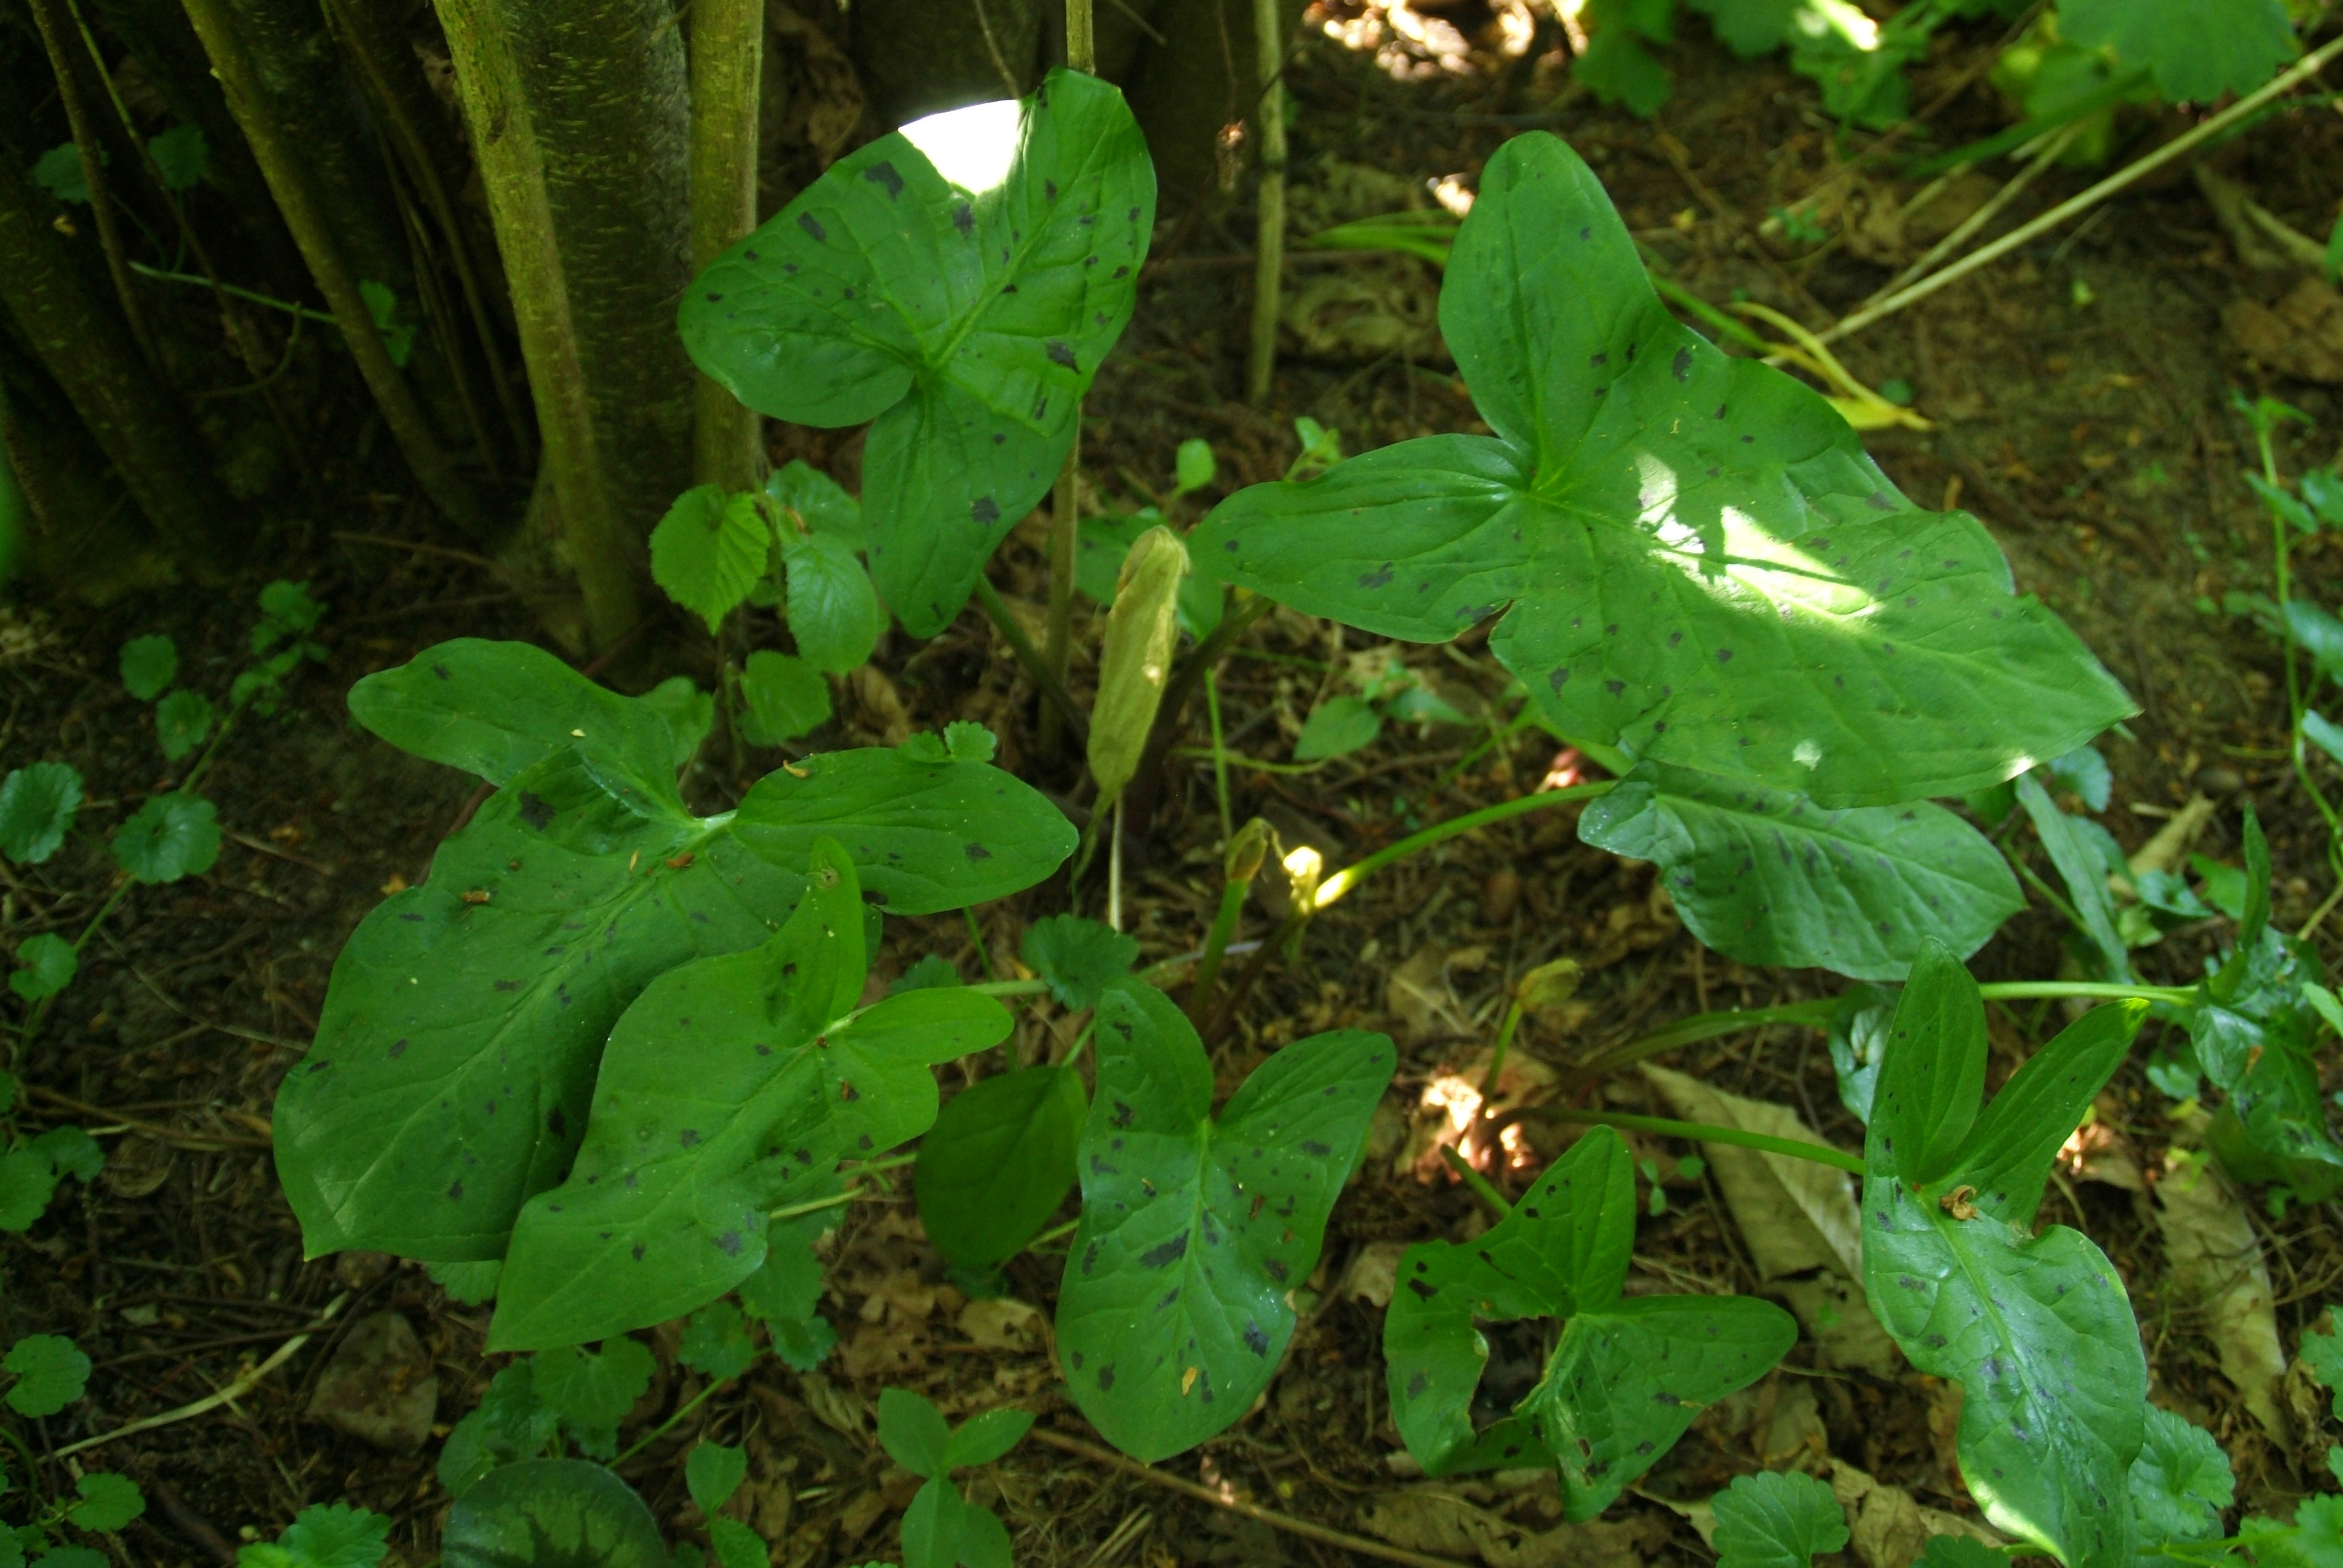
[1245,0,1285,404]
[0,155,231,558]
[433,0,679,647]
[0,330,166,596]
[181,0,494,542]
[689,0,764,494]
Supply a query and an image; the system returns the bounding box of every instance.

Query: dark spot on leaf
[446,1182,463,1201]
[1098,1364,1115,1390]
[1047,339,1077,368]
[389,1039,407,1059]
[1300,1140,1331,1156]
[1549,668,1569,690]
[952,203,974,237]
[1141,1233,1190,1268]
[519,793,554,830]
[1671,346,1693,381]
[1359,564,1393,589]
[865,160,904,198]
[716,1231,743,1256]
[1408,1278,1438,1299]
[972,496,1001,525]
[549,1108,567,1138]
[797,213,826,242]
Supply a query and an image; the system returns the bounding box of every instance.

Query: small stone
[2194,765,2244,797]
[305,1311,437,1453]
[333,1251,395,1291]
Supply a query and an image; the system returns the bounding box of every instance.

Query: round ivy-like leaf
[67,1472,145,1533]
[0,761,84,864]
[9,933,77,1002]
[3,1332,91,1416]
[531,1340,653,1431]
[155,688,217,763]
[148,123,208,190]
[738,651,832,747]
[1710,1469,1848,1568]
[915,1065,1086,1267]
[111,793,220,884]
[119,633,177,700]
[441,1459,667,1568]
[0,1149,60,1232]
[1018,914,1137,1011]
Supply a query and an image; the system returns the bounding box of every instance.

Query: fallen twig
[56,1291,351,1457]
[1026,1427,1472,1568]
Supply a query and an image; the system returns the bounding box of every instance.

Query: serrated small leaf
[9,933,77,1002]
[1581,761,2021,980]
[652,486,772,633]
[491,845,1011,1349]
[2059,0,2296,102]
[34,141,94,203]
[1292,696,1381,761]
[120,634,177,699]
[1711,1469,1849,1568]
[441,1459,666,1568]
[880,1387,952,1478]
[436,1362,561,1498]
[148,123,208,190]
[682,71,1154,638]
[241,1502,393,1568]
[916,1065,1085,1267]
[1056,982,1393,1461]
[686,1441,749,1516]
[3,1333,89,1415]
[738,1211,838,1370]
[944,721,996,762]
[680,1300,758,1382]
[31,1125,103,1182]
[944,1407,1033,1470]
[766,461,864,550]
[66,1472,144,1532]
[737,650,831,745]
[112,793,220,884]
[1019,914,1138,1010]
[0,1150,58,1231]
[531,1339,653,1430]
[1,761,84,864]
[1194,133,2130,810]
[2128,1406,2233,1548]
[781,531,883,672]
[709,1518,766,1568]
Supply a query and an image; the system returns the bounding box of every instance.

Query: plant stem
[1479,1001,1525,1103]
[2253,413,2343,881]
[1440,1145,1513,1219]
[181,0,493,542]
[1039,0,1096,753]
[688,0,765,492]
[1314,781,1614,911]
[126,264,336,325]
[1535,1107,1866,1175]
[962,907,1000,982]
[972,979,1051,998]
[1108,794,1125,931]
[1187,876,1250,1027]
[612,1378,729,1467]
[1244,0,1286,404]
[1561,998,1840,1088]
[1206,667,1233,843]
[1975,980,2195,1006]
[973,576,1089,742]
[1818,34,2343,347]
[26,0,161,374]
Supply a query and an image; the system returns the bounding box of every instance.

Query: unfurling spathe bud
[1514,957,1582,1012]
[1224,818,1272,884]
[1087,526,1186,803]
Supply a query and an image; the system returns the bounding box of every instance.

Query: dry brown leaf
[1829,1461,2001,1568]
[958,1297,1043,1351]
[2155,1131,2291,1443]
[1341,1240,1411,1309]
[1355,1487,1650,1568]
[1639,1065,1898,1374]
[2226,277,2343,384]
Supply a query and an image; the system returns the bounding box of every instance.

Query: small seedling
[876,1388,1033,1568]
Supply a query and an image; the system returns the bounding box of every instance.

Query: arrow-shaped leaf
[490,841,1010,1349]
[1194,133,2130,809]
[1862,940,2149,1568]
[680,69,1155,637]
[1055,980,1393,1462]
[1579,760,2021,979]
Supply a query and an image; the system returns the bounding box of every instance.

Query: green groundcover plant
[11,62,2341,1568]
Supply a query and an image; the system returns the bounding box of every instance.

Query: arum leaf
[680,69,1156,637]
[1056,981,1392,1461]
[1383,1126,1793,1513]
[916,1064,1086,1267]
[491,843,1010,1349]
[276,731,1071,1263]
[3,1333,90,1415]
[1710,1469,1849,1568]
[112,793,219,884]
[120,633,177,699]
[781,532,884,672]
[1194,133,2130,809]
[641,677,714,769]
[1581,761,2021,979]
[880,1388,952,1479]
[652,487,772,634]
[1863,947,2148,1568]
[686,1442,749,1516]
[0,761,83,864]
[441,1460,666,1568]
[1293,695,1381,761]
[1020,914,1138,1009]
[738,650,832,745]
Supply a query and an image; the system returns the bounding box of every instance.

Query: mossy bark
[433,0,697,645]
[690,0,765,494]
[0,153,231,558]
[0,329,172,598]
